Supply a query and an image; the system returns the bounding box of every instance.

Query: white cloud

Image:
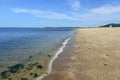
[11,9,42,14]
[80,5,120,21]
[68,0,81,11]
[11,4,120,26]
[90,4,120,15]
[11,8,76,20]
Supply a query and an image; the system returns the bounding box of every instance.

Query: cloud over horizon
[11,8,76,20]
[11,4,120,26]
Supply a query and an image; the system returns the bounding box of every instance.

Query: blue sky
[1,0,120,27]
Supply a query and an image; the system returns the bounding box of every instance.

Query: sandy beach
[42,28,120,80]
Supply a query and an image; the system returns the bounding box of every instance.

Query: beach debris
[48,55,51,57]
[30,73,39,78]
[104,64,107,66]
[33,73,38,78]
[37,65,43,69]
[27,63,38,70]
[88,48,91,49]
[106,55,109,57]
[30,73,34,75]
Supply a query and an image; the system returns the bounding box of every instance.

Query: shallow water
[0,28,74,68]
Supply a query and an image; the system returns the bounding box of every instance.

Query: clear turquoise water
[0,28,74,67]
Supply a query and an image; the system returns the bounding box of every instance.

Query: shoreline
[41,30,75,80]
[36,38,70,80]
[1,37,70,80]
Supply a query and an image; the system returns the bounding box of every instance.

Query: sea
[0,28,74,69]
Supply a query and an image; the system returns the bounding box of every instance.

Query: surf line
[36,37,70,80]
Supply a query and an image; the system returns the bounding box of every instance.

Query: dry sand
[42,28,120,80]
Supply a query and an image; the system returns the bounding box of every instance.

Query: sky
[1,0,120,27]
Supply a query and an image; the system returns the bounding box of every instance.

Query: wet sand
[42,28,120,80]
[36,38,70,80]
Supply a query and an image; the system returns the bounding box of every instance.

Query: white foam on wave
[36,38,70,80]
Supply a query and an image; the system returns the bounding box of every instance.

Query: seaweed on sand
[8,64,24,73]
[1,64,24,79]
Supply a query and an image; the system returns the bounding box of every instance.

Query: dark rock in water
[29,56,33,59]
[8,64,24,73]
[1,71,10,78]
[1,64,24,78]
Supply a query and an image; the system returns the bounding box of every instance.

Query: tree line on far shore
[99,23,120,27]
